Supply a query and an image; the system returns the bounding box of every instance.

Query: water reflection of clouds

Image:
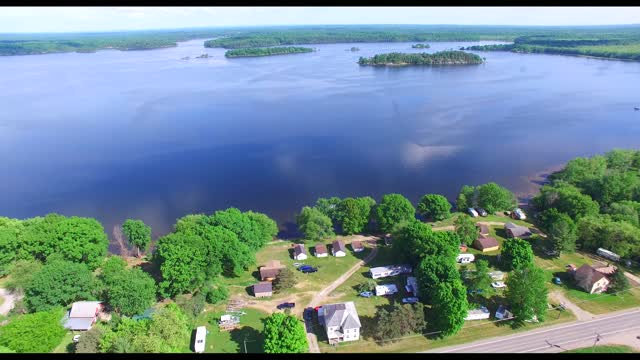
[401,142,461,169]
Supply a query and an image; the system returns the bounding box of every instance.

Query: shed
[351,240,364,253]
[375,284,399,296]
[315,243,328,257]
[476,223,490,236]
[259,267,282,281]
[473,236,500,252]
[504,222,532,239]
[332,240,347,257]
[253,282,273,298]
[293,244,308,260]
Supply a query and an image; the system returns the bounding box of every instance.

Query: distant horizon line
[2,23,640,35]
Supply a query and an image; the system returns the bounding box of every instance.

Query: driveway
[549,290,595,321]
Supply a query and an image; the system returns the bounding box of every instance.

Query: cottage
[465,306,490,321]
[259,260,285,281]
[351,240,364,253]
[573,264,611,294]
[315,243,328,257]
[319,302,361,344]
[369,264,412,279]
[476,223,490,237]
[332,240,347,257]
[473,236,500,252]
[64,301,103,331]
[504,222,532,239]
[293,244,308,260]
[375,284,399,296]
[406,276,419,297]
[253,282,273,298]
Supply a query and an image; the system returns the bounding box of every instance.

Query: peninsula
[358,50,483,66]
[224,46,314,58]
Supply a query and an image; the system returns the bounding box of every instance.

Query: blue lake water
[1,39,639,245]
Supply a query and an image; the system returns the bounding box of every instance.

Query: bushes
[0,308,67,353]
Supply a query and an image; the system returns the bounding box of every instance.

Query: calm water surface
[1,39,639,245]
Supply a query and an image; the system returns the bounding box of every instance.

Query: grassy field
[193,307,269,353]
[52,332,75,353]
[567,345,637,353]
[429,212,533,228]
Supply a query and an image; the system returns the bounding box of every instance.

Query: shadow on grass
[230,326,264,353]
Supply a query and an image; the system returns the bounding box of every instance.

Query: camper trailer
[596,248,621,262]
[194,326,207,353]
[456,254,475,264]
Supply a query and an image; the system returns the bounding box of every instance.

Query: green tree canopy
[375,193,416,234]
[454,214,478,246]
[76,325,106,353]
[476,182,516,213]
[0,226,19,276]
[0,308,67,353]
[606,201,640,226]
[373,303,427,342]
[273,268,296,293]
[416,255,460,300]
[5,259,43,295]
[430,279,468,337]
[336,197,375,235]
[154,232,208,298]
[501,237,534,271]
[608,269,631,295]
[296,206,335,241]
[505,264,548,326]
[539,208,578,254]
[456,185,476,211]
[577,215,640,257]
[314,197,342,223]
[469,259,492,294]
[99,258,157,317]
[533,182,600,220]
[208,208,277,251]
[263,313,308,353]
[24,259,95,312]
[417,194,452,221]
[122,219,151,258]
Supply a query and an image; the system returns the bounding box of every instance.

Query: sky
[1,7,639,33]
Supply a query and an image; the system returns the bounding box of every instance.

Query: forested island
[412,43,430,48]
[224,46,314,57]
[462,34,640,61]
[358,50,483,66]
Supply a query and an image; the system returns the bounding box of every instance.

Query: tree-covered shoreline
[358,50,483,66]
[224,46,314,58]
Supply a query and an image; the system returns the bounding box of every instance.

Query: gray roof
[253,282,272,294]
[322,302,361,329]
[69,301,101,318]
[64,317,94,330]
[575,264,608,291]
[504,223,531,237]
[332,240,346,253]
[294,244,307,256]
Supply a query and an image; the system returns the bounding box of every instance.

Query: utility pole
[244,335,248,354]
[592,333,601,353]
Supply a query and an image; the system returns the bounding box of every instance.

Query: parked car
[303,307,314,320]
[359,291,373,298]
[475,207,488,217]
[512,208,526,220]
[277,302,296,310]
[467,289,484,294]
[314,306,322,311]
[298,265,313,271]
[301,267,318,274]
[73,335,81,343]
[468,208,479,217]
[402,297,419,304]
[491,281,506,289]
[553,277,562,285]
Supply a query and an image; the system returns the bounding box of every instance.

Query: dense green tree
[0,308,67,353]
[505,264,548,326]
[0,227,18,276]
[245,211,279,245]
[5,259,42,295]
[606,201,640,226]
[263,313,308,353]
[501,238,534,271]
[476,182,516,213]
[314,197,342,223]
[273,268,296,293]
[594,171,640,206]
[608,270,631,295]
[469,259,492,294]
[373,303,426,342]
[208,208,276,251]
[122,219,151,258]
[605,149,637,172]
[533,182,600,220]
[551,155,607,191]
[393,220,458,266]
[154,232,208,298]
[415,256,460,300]
[225,46,314,57]
[25,259,95,312]
[356,279,378,293]
[102,266,157,317]
[577,215,640,257]
[375,194,416,233]
[75,325,106,353]
[454,214,479,246]
[296,206,335,241]
[204,281,229,304]
[358,51,483,66]
[336,197,375,235]
[539,208,578,254]
[417,194,452,221]
[147,303,191,352]
[430,279,468,337]
[456,185,476,211]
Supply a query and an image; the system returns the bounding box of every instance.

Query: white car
[72,334,81,343]
[512,208,526,220]
[491,281,507,289]
[468,208,479,217]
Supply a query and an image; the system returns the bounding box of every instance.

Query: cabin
[315,243,328,257]
[332,240,347,257]
[476,223,490,236]
[473,236,500,252]
[504,223,532,239]
[253,282,273,298]
[465,306,490,321]
[369,264,412,279]
[318,302,361,344]
[351,240,364,253]
[194,326,207,353]
[375,284,399,296]
[293,244,308,260]
[63,301,103,331]
[573,264,611,294]
[259,260,285,281]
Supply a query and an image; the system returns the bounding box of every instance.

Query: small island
[412,43,430,49]
[195,53,210,59]
[358,50,484,66]
[224,46,314,58]
[350,47,360,51]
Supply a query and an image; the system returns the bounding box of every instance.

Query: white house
[375,284,398,296]
[465,306,490,321]
[63,301,103,331]
[194,326,207,353]
[293,244,308,260]
[332,240,347,257]
[318,302,361,344]
[369,264,412,279]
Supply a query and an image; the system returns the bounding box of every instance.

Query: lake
[1,39,639,247]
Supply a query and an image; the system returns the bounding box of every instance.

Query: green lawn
[567,345,637,353]
[429,212,532,228]
[52,331,75,353]
[194,307,269,353]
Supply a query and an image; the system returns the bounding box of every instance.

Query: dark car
[301,267,318,274]
[298,265,313,271]
[277,302,296,310]
[475,207,488,217]
[303,307,314,320]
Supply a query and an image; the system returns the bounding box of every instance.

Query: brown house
[504,222,532,239]
[351,240,364,253]
[473,236,500,252]
[573,264,611,294]
[476,223,490,237]
[332,240,347,257]
[315,243,328,257]
[259,260,285,281]
[253,282,273,298]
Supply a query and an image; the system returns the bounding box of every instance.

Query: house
[473,236,500,252]
[332,240,347,257]
[318,302,361,344]
[375,284,399,296]
[259,260,285,281]
[369,264,412,279]
[63,301,103,331]
[573,264,611,294]
[406,276,419,297]
[315,243,328,257]
[476,223,490,236]
[504,223,532,239]
[253,282,273,298]
[351,240,364,253]
[495,305,513,320]
[465,306,490,321]
[594,265,617,276]
[293,244,308,260]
